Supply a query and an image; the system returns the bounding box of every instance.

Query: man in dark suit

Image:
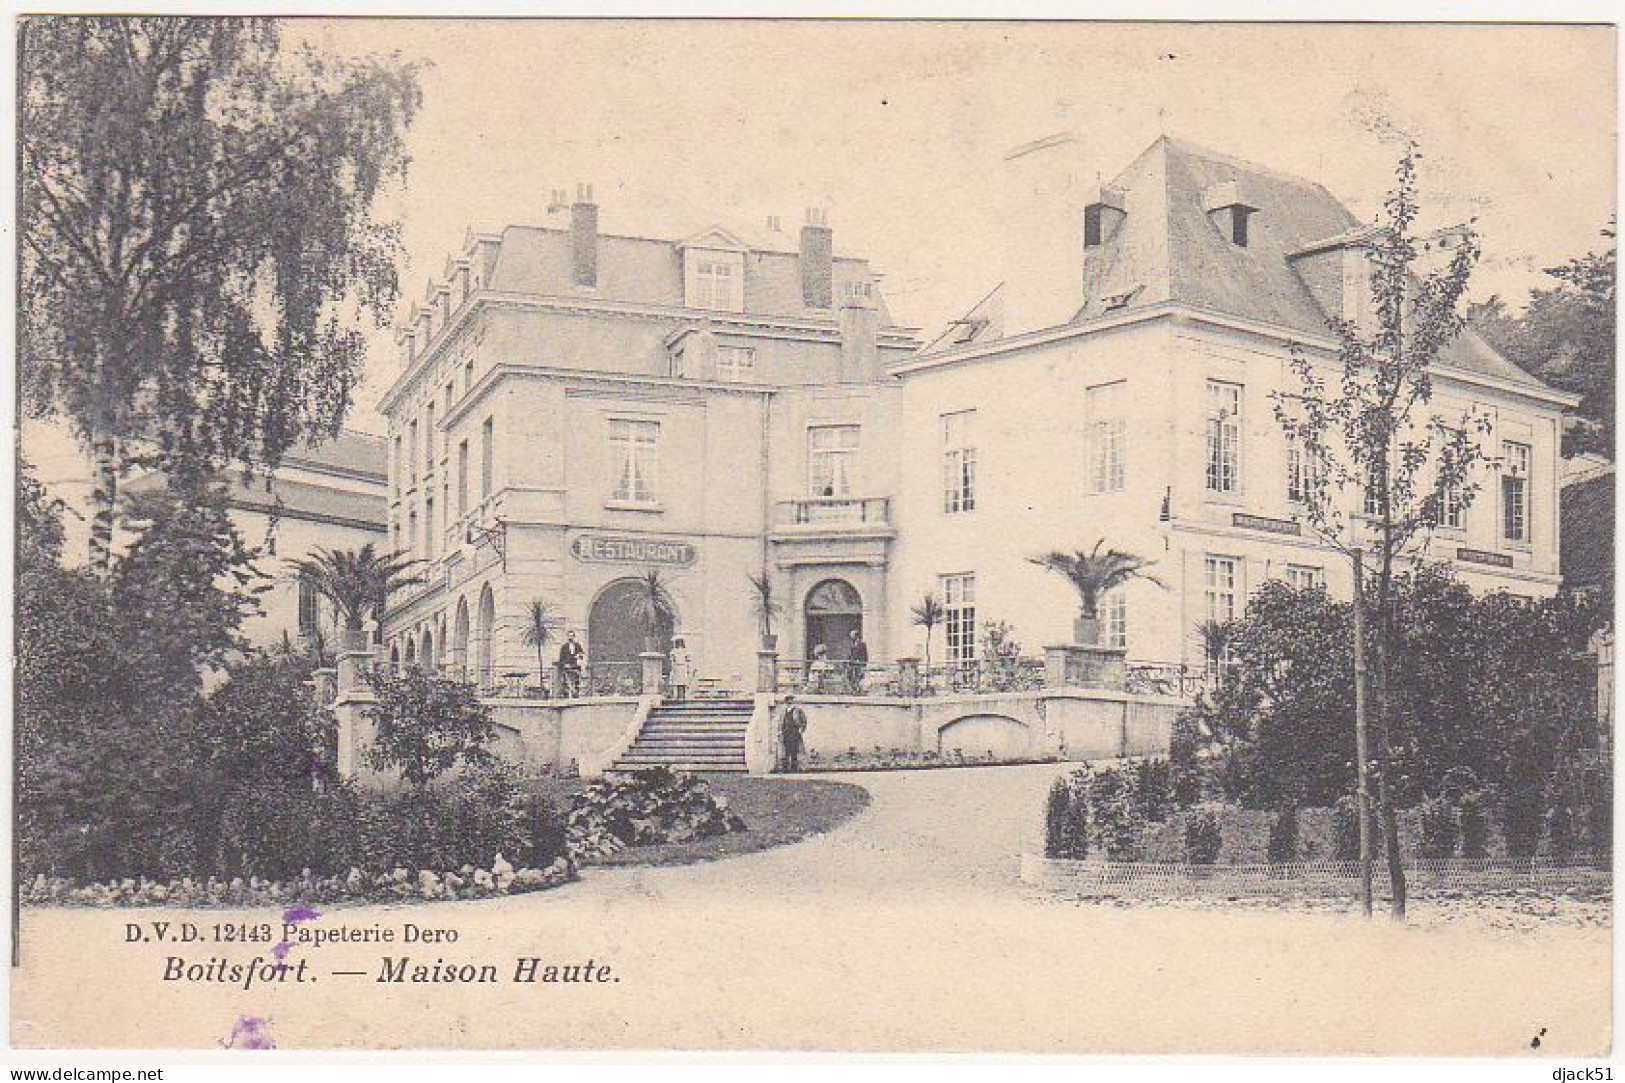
[778,695,808,772]
[846,628,869,692]
[557,630,585,698]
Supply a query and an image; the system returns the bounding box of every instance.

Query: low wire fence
[1021,853,1613,898]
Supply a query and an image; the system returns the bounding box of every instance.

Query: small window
[717,345,756,383]
[1204,555,1239,623]
[1229,206,1251,247]
[610,418,660,504]
[1084,204,1104,248]
[942,410,977,513]
[1285,564,1324,591]
[1502,441,1531,543]
[297,576,319,635]
[808,425,859,498]
[1105,589,1128,649]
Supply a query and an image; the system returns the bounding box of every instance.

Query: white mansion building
[378,138,1575,691]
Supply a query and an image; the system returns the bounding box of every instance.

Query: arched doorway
[403,637,417,668]
[421,629,434,672]
[452,598,470,680]
[805,579,863,660]
[589,578,676,677]
[475,586,496,685]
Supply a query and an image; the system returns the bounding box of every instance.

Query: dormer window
[1201,181,1258,248]
[1084,204,1105,248]
[1083,188,1126,249]
[694,257,738,309]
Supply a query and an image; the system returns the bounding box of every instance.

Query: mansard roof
[1074,135,1550,390]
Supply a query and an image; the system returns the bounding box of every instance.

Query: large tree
[20,17,422,573]
[1273,142,1495,919]
[1469,224,1616,458]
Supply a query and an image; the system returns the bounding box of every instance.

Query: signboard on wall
[1232,512,1302,536]
[571,534,697,567]
[1457,547,1515,569]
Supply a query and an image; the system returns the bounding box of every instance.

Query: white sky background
[22,19,1618,544]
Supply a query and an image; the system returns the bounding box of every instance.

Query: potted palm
[625,568,677,653]
[521,598,565,691]
[292,543,424,651]
[1028,541,1163,645]
[910,592,944,688]
[747,569,782,651]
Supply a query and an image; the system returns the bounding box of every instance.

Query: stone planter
[1044,644,1128,691]
[1073,615,1102,646]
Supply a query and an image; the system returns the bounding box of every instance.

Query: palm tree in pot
[624,568,677,653]
[910,592,945,675]
[291,543,424,650]
[747,569,782,650]
[1028,541,1163,646]
[521,597,565,690]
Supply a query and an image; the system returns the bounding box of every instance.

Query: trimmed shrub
[1332,794,1362,861]
[1134,758,1173,823]
[1044,777,1071,858]
[1418,795,1460,859]
[1184,805,1222,865]
[1087,765,1144,862]
[1168,714,1204,807]
[1459,791,1490,858]
[1267,805,1300,864]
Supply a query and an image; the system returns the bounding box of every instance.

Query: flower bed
[802,746,1063,773]
[22,854,575,909]
[566,766,746,860]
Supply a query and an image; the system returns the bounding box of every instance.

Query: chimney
[838,279,880,383]
[800,208,833,310]
[1287,227,1381,334]
[570,183,598,288]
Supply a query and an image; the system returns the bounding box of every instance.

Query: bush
[1086,765,1144,862]
[1588,772,1612,858]
[1418,795,1460,859]
[365,667,496,786]
[1133,758,1173,823]
[1168,714,1204,807]
[1332,794,1363,861]
[1044,777,1072,858]
[566,767,745,859]
[1459,790,1490,858]
[1184,805,1222,864]
[1267,805,1300,864]
[1547,802,1579,861]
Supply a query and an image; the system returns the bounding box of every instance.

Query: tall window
[1086,382,1126,493]
[463,359,474,392]
[1441,481,1465,529]
[717,345,755,383]
[808,425,859,498]
[1364,462,1385,518]
[1285,564,1324,591]
[424,496,435,559]
[1205,381,1242,494]
[297,577,319,635]
[1204,555,1239,623]
[392,436,403,496]
[408,420,420,487]
[407,510,418,560]
[1502,441,1530,543]
[1105,589,1128,649]
[457,440,470,516]
[693,257,740,310]
[480,417,495,500]
[941,573,977,665]
[942,410,977,513]
[425,404,436,474]
[1286,437,1322,506]
[610,418,659,503]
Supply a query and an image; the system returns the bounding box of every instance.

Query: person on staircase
[668,636,693,700]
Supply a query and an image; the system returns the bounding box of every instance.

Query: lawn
[575,774,872,869]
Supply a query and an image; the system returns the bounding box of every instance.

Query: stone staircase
[612,698,754,773]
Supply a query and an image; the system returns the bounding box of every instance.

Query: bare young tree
[1273,141,1497,920]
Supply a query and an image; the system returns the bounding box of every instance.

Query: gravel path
[12,764,1613,1055]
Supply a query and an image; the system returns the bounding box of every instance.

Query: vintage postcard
[9,14,1617,1058]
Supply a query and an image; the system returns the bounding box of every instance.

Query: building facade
[380,140,1575,691]
[377,192,919,689]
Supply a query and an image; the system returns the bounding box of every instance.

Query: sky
[22,19,1618,535]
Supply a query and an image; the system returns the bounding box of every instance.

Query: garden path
[13,764,1611,1055]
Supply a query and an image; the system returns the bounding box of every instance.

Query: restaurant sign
[1456,547,1514,569]
[1232,512,1302,537]
[571,534,697,567]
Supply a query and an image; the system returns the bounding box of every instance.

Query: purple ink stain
[221,1016,276,1050]
[273,905,322,963]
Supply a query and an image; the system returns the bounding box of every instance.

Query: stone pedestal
[757,649,779,694]
[897,657,921,698]
[639,651,665,696]
[1044,644,1128,691]
[336,647,376,695]
[310,667,338,706]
